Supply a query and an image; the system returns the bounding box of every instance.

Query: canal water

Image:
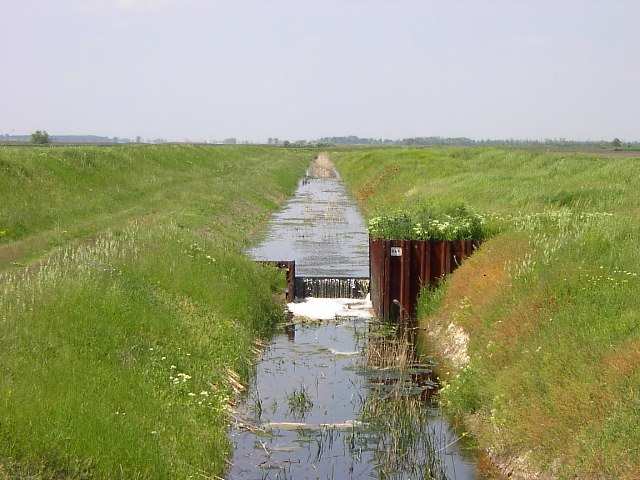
[247,155,369,277]
[233,155,480,479]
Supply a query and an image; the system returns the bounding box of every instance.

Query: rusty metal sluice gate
[370,238,481,321]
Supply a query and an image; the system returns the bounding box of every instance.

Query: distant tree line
[0,133,133,144]
[2,132,637,149]
[315,136,640,148]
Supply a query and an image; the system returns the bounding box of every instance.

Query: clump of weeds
[287,385,314,418]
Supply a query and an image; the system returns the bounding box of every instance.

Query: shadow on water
[233,156,480,479]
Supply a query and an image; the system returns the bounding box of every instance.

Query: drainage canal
[233,154,480,479]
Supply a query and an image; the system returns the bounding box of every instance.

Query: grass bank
[0,145,306,271]
[0,145,310,478]
[333,147,640,479]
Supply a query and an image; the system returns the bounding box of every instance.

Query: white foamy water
[287,295,373,320]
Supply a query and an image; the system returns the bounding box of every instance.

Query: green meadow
[0,145,310,478]
[333,147,640,479]
[3,144,640,478]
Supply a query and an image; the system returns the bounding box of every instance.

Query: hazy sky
[2,0,639,141]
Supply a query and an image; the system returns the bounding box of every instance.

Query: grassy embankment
[333,147,640,479]
[0,145,310,478]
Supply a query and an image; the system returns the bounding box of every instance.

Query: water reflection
[227,314,479,479]
[247,161,369,278]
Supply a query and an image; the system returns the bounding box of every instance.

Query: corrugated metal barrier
[370,238,480,321]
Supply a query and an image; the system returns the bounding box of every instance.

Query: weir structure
[370,238,481,321]
[257,260,369,300]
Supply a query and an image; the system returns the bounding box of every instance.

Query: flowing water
[247,158,368,277]
[233,157,480,479]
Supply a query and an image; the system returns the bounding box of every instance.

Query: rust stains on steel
[369,239,388,320]
[430,240,451,281]
[256,260,296,302]
[370,238,481,322]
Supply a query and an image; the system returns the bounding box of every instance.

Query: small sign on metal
[390,247,402,257]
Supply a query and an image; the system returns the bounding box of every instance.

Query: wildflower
[188,392,196,397]
[175,372,191,382]
[161,356,166,360]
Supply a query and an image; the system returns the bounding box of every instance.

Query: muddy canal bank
[233,156,481,479]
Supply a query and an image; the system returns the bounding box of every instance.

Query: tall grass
[333,147,640,478]
[0,145,308,270]
[0,145,310,478]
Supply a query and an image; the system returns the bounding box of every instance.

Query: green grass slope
[0,145,310,478]
[333,147,640,479]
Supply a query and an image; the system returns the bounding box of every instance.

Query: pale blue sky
[2,0,638,141]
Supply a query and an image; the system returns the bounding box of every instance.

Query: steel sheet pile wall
[370,238,480,321]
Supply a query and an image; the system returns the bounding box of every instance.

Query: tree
[31,130,50,144]
[612,138,622,148]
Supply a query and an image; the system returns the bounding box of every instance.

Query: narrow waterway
[247,156,368,277]
[232,155,479,479]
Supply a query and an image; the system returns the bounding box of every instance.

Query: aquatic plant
[287,385,314,418]
[354,323,450,479]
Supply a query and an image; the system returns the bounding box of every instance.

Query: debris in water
[261,420,366,431]
[327,348,359,356]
